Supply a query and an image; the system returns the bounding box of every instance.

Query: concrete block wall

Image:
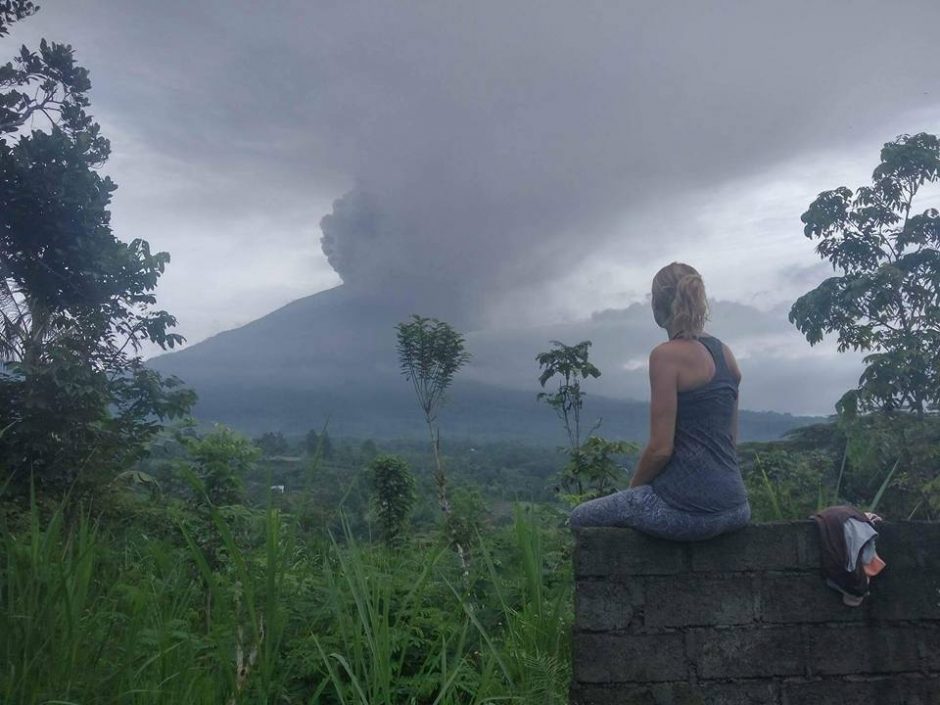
[571,522,940,704]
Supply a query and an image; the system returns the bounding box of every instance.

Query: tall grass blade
[756,454,784,520]
[868,458,901,513]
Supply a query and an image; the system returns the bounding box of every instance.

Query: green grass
[0,495,572,704]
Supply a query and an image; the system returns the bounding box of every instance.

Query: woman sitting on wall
[570,262,750,541]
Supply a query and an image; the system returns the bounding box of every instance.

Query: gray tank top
[651,335,749,513]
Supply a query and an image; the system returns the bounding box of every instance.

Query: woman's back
[651,335,748,513]
[569,262,751,541]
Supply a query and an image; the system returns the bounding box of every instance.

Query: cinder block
[572,632,687,683]
[805,624,925,675]
[924,626,940,672]
[689,523,814,573]
[795,525,821,566]
[687,626,804,679]
[576,579,644,632]
[758,573,869,624]
[696,681,780,705]
[571,681,779,705]
[645,574,756,628]
[570,682,695,705]
[875,523,940,572]
[781,675,940,705]
[869,570,940,622]
[575,528,688,578]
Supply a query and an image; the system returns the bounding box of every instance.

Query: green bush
[366,454,416,546]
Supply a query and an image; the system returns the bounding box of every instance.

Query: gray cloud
[463,299,862,415]
[4,1,938,407]
[778,261,839,291]
[9,0,940,323]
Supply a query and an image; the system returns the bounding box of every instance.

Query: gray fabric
[651,335,749,513]
[570,485,751,541]
[843,517,878,571]
[860,540,877,567]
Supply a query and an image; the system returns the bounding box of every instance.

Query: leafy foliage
[443,484,488,559]
[1,24,107,149]
[396,315,471,426]
[396,315,470,514]
[1,492,296,704]
[367,454,416,546]
[790,132,940,414]
[740,412,940,521]
[181,425,255,508]
[1,449,574,705]
[535,341,636,505]
[171,425,259,572]
[741,447,835,521]
[560,435,637,505]
[0,9,193,493]
[0,1,37,37]
[837,413,940,518]
[254,431,290,457]
[536,340,601,450]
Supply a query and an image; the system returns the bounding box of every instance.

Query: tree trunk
[426,421,450,514]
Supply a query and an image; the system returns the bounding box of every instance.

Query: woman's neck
[667,327,703,340]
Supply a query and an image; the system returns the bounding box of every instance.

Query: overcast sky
[7,1,940,413]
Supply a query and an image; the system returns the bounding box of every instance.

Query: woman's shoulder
[649,338,704,372]
[655,335,742,384]
[649,339,684,362]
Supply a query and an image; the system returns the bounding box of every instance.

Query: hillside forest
[2,4,940,704]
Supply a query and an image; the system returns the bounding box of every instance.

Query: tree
[536,341,636,503]
[442,485,487,561]
[301,426,333,460]
[366,454,416,546]
[790,132,940,415]
[536,340,601,449]
[562,435,636,502]
[1,4,107,150]
[174,425,257,576]
[253,431,290,457]
[396,315,470,514]
[0,2,37,38]
[303,428,320,455]
[181,425,255,508]
[0,7,194,493]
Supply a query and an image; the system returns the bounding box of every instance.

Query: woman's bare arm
[629,346,678,487]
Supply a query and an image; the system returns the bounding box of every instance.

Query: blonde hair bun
[651,263,709,339]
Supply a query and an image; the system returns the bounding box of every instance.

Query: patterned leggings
[570,485,751,541]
